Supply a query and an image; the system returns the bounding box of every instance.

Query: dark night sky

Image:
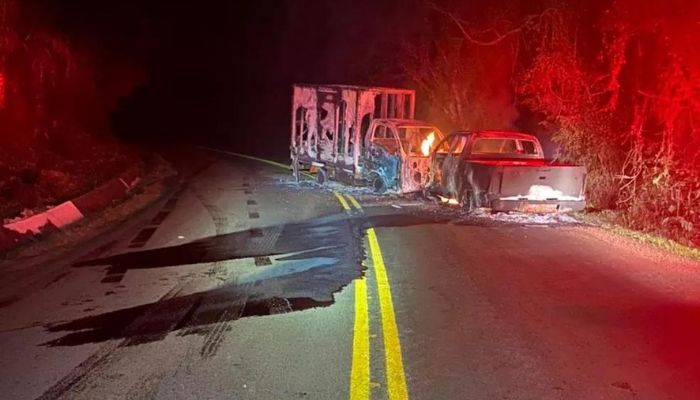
[31,0,414,158]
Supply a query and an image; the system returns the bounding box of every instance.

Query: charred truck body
[429,131,587,212]
[290,84,443,193]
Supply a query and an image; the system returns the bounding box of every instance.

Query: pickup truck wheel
[462,190,476,214]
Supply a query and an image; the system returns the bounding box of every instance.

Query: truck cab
[363,119,445,193]
[289,84,445,194]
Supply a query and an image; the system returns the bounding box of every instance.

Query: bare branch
[426,1,553,46]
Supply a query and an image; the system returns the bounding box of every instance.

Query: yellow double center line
[199,153,408,398]
[333,191,409,400]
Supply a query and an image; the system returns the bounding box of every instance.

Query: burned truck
[290,84,443,193]
[428,131,587,212]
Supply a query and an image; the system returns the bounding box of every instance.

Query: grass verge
[573,211,700,262]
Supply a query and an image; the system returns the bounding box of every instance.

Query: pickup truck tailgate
[497,165,586,200]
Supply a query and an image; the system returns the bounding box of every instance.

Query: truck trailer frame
[290,84,416,185]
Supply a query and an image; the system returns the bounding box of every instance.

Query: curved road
[0,153,699,399]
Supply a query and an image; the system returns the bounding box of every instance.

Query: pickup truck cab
[429,131,586,212]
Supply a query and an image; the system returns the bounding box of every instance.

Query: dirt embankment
[0,141,145,223]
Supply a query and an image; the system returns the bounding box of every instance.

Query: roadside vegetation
[0,0,144,221]
[400,0,699,248]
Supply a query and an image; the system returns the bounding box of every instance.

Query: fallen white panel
[3,201,84,234]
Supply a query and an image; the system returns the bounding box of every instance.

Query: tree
[401,0,700,245]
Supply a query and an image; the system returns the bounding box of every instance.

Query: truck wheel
[462,190,476,214]
[316,168,327,185]
[372,175,387,193]
[292,158,300,182]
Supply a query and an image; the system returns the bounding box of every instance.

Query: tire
[316,168,327,185]
[292,158,300,182]
[372,175,387,194]
[461,189,476,214]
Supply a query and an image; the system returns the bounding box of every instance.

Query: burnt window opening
[348,125,355,157]
[396,95,405,119]
[360,113,371,154]
[319,106,329,122]
[318,103,334,143]
[387,94,396,118]
[472,138,519,154]
[372,124,400,155]
[338,100,347,155]
[398,127,445,156]
[403,94,412,118]
[374,125,386,139]
[373,93,383,118]
[295,106,308,141]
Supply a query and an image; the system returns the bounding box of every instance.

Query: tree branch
[426,1,552,46]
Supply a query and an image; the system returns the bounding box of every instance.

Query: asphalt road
[1,154,699,400]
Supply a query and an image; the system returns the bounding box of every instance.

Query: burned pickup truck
[290,84,443,193]
[428,131,586,212]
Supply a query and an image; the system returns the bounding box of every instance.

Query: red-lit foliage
[0,0,142,219]
[404,0,700,246]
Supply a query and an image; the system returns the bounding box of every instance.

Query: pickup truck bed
[471,160,586,212]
